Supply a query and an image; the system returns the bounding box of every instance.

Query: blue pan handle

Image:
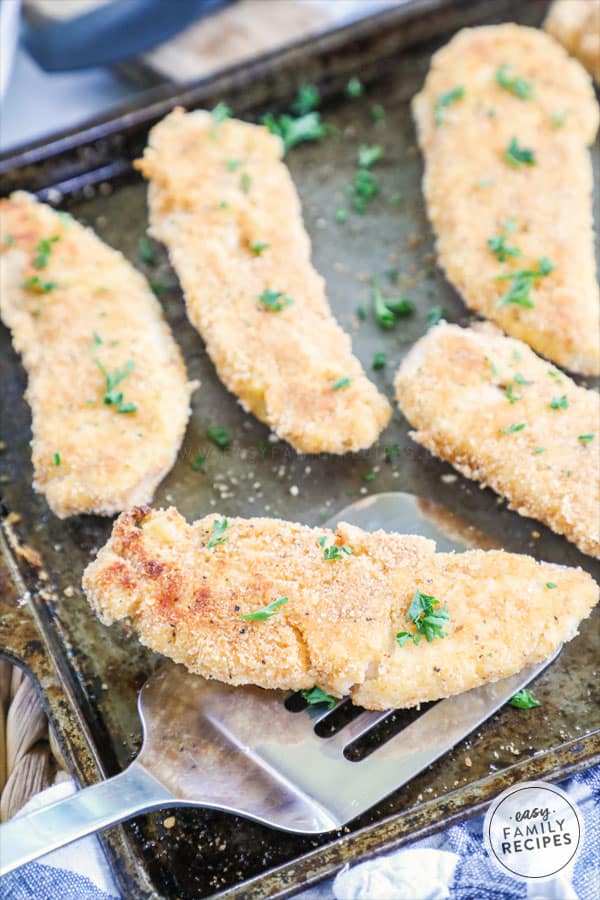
[23,0,236,72]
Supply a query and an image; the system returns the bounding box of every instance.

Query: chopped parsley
[302,686,336,709]
[317,536,352,561]
[371,104,385,122]
[332,376,351,391]
[496,258,554,308]
[357,145,383,169]
[138,236,156,264]
[372,350,386,370]
[257,439,269,457]
[240,172,252,193]
[350,167,379,213]
[292,84,320,115]
[513,373,532,385]
[226,158,242,171]
[398,590,450,645]
[534,447,545,454]
[22,276,56,293]
[487,233,521,262]
[550,113,566,129]
[495,64,533,100]
[346,77,363,98]
[363,470,377,482]
[334,208,348,223]
[578,433,595,443]
[92,331,103,346]
[504,138,536,168]
[549,395,569,410]
[191,452,206,472]
[212,102,231,125]
[434,86,465,124]
[372,278,413,328]
[261,111,328,153]
[426,305,444,328]
[508,689,540,709]
[259,288,293,312]
[207,427,230,449]
[95,359,137,414]
[242,595,288,621]
[52,452,61,467]
[249,241,269,255]
[356,304,368,321]
[505,384,521,404]
[207,516,229,548]
[33,235,60,269]
[4,234,15,245]
[500,422,526,434]
[546,582,557,589]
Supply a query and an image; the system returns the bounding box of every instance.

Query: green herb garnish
[249,242,269,257]
[346,77,363,98]
[487,233,521,262]
[357,145,383,169]
[95,359,136,414]
[426,306,444,328]
[508,689,540,709]
[363,470,377,482]
[301,686,336,709]
[33,235,60,269]
[350,168,379,213]
[504,138,536,168]
[207,516,229,548]
[505,384,521,405]
[372,351,386,370]
[226,158,242,171]
[212,102,231,125]
[242,595,288,621]
[495,64,533,100]
[292,84,320,115]
[371,104,385,122]
[53,452,61,467]
[549,395,569,410]
[332,376,351,391]
[317,536,352,561]
[550,113,566,129]
[534,447,545,454]
[578,433,595,443]
[496,258,554,308]
[434,86,465,124]
[240,173,252,193]
[546,582,557,589]
[138,236,156,264]
[371,278,413,328]
[356,304,367,321]
[404,589,450,642]
[334,208,348,223]
[3,234,15,246]
[191,452,206,472]
[514,373,532,385]
[500,422,526,434]
[259,288,293,312]
[22,276,56,293]
[261,111,328,153]
[207,427,230,449]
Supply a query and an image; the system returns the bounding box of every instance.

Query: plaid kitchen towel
[0,766,598,899]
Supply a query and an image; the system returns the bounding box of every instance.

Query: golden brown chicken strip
[395,322,600,558]
[82,506,598,709]
[545,0,600,83]
[0,193,194,518]
[135,108,391,454]
[412,24,600,374]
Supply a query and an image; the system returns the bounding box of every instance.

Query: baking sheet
[0,1,598,897]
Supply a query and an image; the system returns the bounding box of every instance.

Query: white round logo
[483,781,584,882]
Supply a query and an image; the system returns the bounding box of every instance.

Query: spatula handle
[0,762,172,875]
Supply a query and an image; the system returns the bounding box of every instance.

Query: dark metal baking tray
[1,1,598,897]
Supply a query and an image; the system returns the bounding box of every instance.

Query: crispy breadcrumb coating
[545,0,600,83]
[135,108,391,454]
[0,193,194,517]
[395,322,600,558]
[83,506,598,709]
[412,24,599,374]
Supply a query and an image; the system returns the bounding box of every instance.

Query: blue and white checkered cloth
[1,766,598,899]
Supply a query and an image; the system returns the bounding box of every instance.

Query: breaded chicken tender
[82,506,598,709]
[0,193,194,518]
[412,24,600,374]
[395,323,600,558]
[545,0,600,83]
[135,108,391,454]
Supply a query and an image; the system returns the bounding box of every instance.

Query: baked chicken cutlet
[135,108,391,454]
[412,24,600,375]
[83,507,598,710]
[0,193,194,517]
[395,322,600,559]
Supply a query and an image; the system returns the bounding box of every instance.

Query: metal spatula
[0,492,557,874]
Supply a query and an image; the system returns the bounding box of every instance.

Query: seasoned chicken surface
[545,0,600,83]
[395,322,600,558]
[83,506,598,709]
[0,193,194,518]
[135,108,391,454]
[412,24,600,374]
